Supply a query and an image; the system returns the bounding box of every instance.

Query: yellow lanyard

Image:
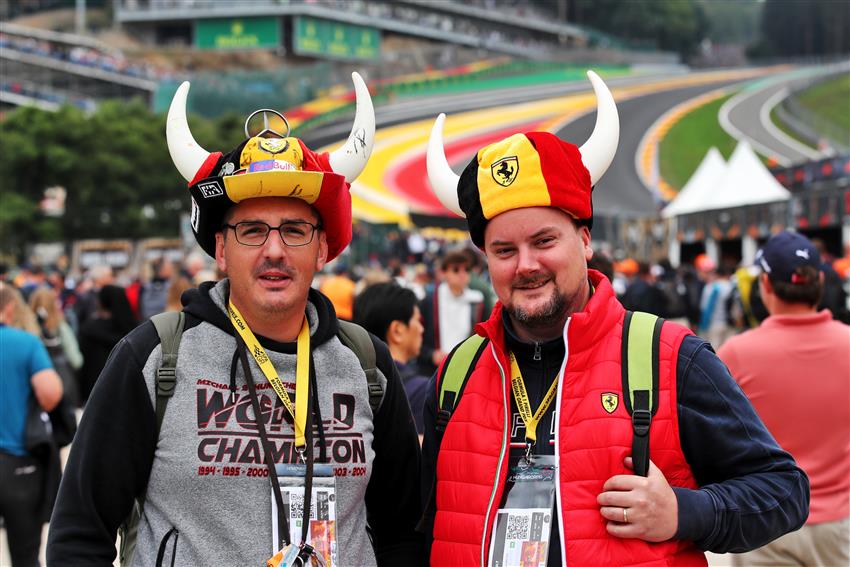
[228,301,310,450]
[509,352,559,448]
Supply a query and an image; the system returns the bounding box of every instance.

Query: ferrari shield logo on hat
[426,70,620,248]
[601,392,619,414]
[490,156,519,187]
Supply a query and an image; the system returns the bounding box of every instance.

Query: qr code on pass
[288,492,304,519]
[506,515,529,539]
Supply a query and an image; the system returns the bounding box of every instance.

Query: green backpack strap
[621,310,663,478]
[436,334,488,429]
[119,311,185,567]
[417,334,489,534]
[337,320,384,414]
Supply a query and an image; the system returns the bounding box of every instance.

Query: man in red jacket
[418,72,809,567]
[719,231,849,567]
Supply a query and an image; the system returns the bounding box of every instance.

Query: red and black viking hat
[427,71,619,248]
[166,72,375,261]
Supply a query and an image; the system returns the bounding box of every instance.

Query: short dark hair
[768,266,823,307]
[353,282,418,341]
[440,250,472,271]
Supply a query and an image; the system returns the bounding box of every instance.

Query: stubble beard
[506,284,569,329]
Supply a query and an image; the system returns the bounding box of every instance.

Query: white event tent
[661,147,728,218]
[663,141,791,267]
[707,140,791,210]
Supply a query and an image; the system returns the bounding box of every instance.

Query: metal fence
[778,71,850,153]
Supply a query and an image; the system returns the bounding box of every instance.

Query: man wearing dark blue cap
[719,230,850,567]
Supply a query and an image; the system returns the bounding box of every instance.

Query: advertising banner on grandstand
[195,18,281,50]
[293,16,380,61]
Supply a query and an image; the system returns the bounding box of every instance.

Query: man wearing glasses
[419,249,486,376]
[48,76,425,566]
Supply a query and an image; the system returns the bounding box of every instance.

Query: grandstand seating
[113,0,585,58]
[0,23,157,111]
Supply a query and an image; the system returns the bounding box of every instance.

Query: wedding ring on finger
[623,508,629,523]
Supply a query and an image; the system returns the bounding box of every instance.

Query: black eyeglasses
[224,221,321,247]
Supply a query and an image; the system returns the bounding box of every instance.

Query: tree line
[0,100,245,259]
[561,0,848,58]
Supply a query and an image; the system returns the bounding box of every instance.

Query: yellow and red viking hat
[166,72,375,261]
[427,71,619,248]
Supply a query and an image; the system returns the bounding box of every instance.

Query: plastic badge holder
[488,455,557,567]
[271,463,337,567]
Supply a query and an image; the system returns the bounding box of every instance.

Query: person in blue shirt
[0,282,63,567]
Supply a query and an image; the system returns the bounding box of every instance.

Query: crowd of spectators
[0,31,161,80]
[117,0,566,55]
[0,79,97,111]
[4,231,849,410]
[2,226,848,563]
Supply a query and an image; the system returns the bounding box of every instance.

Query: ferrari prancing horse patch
[601,392,619,414]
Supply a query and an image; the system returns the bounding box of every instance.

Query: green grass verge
[658,94,738,192]
[769,106,814,148]
[393,67,631,98]
[796,75,850,133]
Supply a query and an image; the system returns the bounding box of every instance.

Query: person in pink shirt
[718,230,850,567]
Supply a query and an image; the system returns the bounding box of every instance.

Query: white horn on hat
[426,113,464,216]
[578,70,619,185]
[166,81,211,183]
[328,72,376,183]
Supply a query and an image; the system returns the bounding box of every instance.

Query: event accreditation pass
[272,463,338,567]
[488,456,556,567]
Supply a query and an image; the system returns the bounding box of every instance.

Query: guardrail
[777,64,850,153]
[775,99,847,153]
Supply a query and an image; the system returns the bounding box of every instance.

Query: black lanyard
[238,338,315,550]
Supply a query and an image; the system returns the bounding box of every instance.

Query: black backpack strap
[151,311,186,435]
[621,311,663,478]
[417,334,489,534]
[337,319,384,414]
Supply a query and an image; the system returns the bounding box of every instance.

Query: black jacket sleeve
[46,323,159,566]
[419,372,440,560]
[364,334,427,566]
[672,335,810,553]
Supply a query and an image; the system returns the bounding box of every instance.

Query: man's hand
[596,457,678,542]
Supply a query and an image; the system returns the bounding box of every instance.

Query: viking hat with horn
[167,72,375,260]
[427,70,619,248]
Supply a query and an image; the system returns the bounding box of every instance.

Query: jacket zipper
[481,342,510,567]
[554,318,571,565]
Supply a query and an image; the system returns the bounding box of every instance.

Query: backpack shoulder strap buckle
[631,407,651,436]
[156,367,176,396]
[621,310,664,478]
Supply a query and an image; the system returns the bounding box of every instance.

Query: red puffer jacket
[431,271,707,567]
